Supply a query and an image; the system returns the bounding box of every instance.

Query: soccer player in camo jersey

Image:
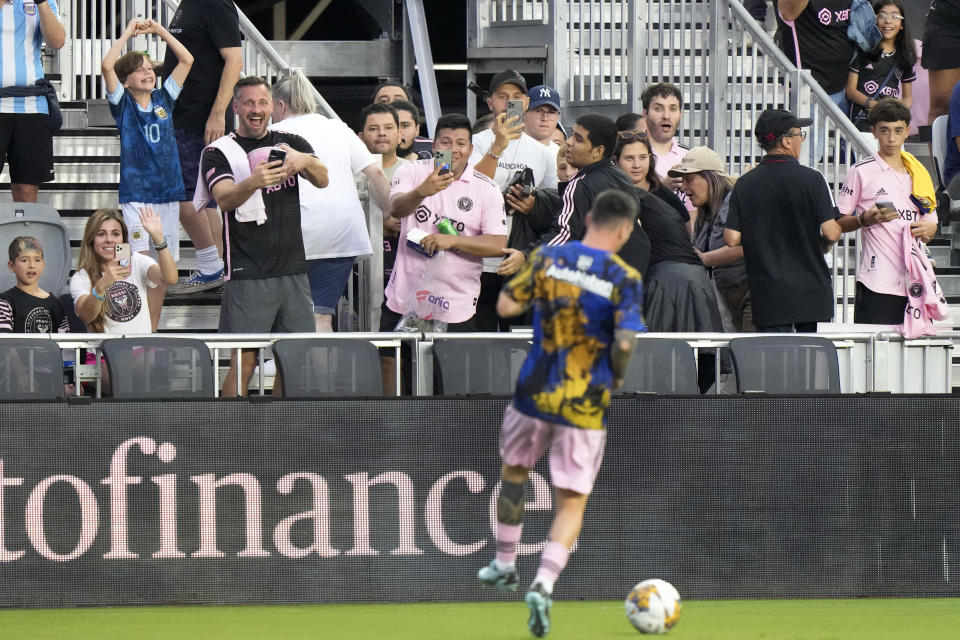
[477,189,645,638]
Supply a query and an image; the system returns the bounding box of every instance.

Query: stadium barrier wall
[0,396,957,607]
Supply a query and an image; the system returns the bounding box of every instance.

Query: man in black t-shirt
[776,0,854,111]
[200,77,329,396]
[164,0,243,293]
[724,110,842,332]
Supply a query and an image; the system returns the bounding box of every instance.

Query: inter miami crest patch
[457,196,473,212]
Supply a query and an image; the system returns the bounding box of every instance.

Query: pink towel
[899,226,950,338]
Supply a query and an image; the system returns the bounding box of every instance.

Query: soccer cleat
[525,582,552,637]
[168,268,224,294]
[477,560,518,592]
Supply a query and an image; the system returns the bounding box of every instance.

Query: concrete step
[53,131,120,156]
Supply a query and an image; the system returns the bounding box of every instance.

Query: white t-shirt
[269,114,376,259]
[470,129,559,271]
[70,252,157,335]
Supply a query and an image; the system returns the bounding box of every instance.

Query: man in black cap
[723,109,842,332]
[470,69,559,330]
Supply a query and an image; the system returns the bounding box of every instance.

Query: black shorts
[175,128,207,203]
[922,21,960,71]
[0,113,54,184]
[378,303,477,333]
[854,281,907,325]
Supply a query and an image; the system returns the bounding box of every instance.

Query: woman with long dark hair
[846,0,918,131]
[613,131,689,226]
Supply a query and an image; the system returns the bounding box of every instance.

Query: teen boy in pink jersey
[383,113,507,330]
[834,98,939,324]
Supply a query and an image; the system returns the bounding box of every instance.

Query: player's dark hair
[360,102,399,129]
[391,99,421,125]
[233,76,270,100]
[576,114,618,160]
[641,82,684,111]
[435,113,473,139]
[8,236,43,262]
[590,189,638,229]
[615,112,643,132]
[114,51,151,84]
[868,97,912,127]
[371,81,411,103]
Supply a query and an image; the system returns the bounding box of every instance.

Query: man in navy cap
[723,109,842,332]
[524,84,562,149]
[470,69,560,330]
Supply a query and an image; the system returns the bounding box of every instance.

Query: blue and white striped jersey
[0,0,59,114]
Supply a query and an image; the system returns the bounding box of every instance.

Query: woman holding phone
[71,208,178,335]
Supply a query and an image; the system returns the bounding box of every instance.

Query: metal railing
[58,0,336,118]
[5,331,952,399]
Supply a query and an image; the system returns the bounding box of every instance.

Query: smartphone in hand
[434,150,452,175]
[876,201,895,211]
[505,99,524,124]
[115,243,132,268]
[267,148,287,165]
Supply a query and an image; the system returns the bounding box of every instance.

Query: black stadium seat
[272,337,382,397]
[100,337,215,398]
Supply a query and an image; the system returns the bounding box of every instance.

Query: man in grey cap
[723,109,842,332]
[470,69,559,330]
[524,84,562,149]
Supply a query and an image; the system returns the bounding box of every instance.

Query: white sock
[492,557,514,571]
[195,246,223,275]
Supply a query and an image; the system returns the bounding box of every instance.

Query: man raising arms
[477,189,645,637]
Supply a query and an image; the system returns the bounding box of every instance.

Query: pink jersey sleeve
[836,165,862,215]
[478,180,508,236]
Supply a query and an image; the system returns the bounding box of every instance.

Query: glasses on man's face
[876,12,903,21]
[783,130,807,141]
[617,130,649,143]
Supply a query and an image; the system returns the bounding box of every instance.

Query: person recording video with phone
[469,69,559,331]
[383,113,507,336]
[70,208,178,393]
[196,76,328,397]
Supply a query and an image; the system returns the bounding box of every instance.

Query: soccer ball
[624,578,682,634]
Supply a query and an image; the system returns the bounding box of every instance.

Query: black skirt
[643,261,724,333]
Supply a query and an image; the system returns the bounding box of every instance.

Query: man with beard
[392,99,422,161]
[641,82,694,213]
[198,76,328,396]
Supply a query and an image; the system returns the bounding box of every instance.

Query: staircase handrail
[157,0,337,119]
[726,0,869,158]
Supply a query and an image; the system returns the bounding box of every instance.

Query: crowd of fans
[0,0,958,396]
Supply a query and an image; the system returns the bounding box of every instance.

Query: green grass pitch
[1,598,957,639]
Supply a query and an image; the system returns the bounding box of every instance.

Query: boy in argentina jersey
[476,190,644,638]
[101,18,193,330]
